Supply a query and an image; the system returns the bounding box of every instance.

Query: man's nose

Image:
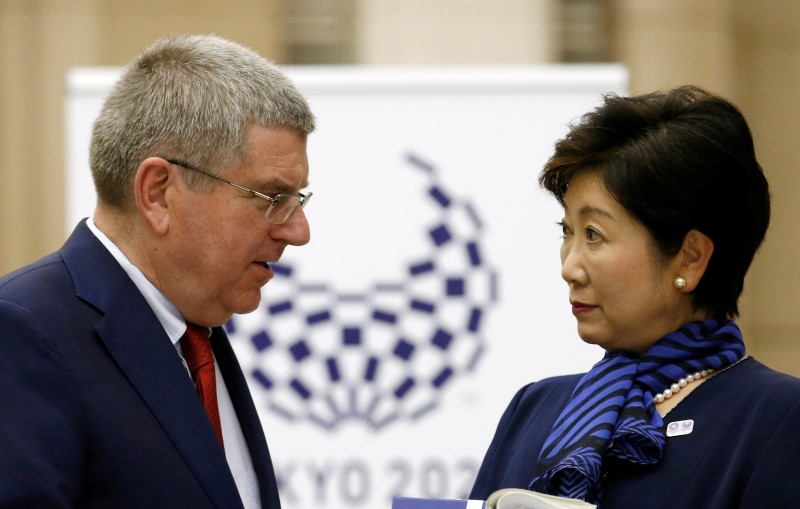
[273,206,311,246]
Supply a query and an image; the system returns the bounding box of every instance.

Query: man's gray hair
[90,34,315,210]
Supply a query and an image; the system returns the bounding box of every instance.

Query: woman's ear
[675,229,714,292]
[134,157,175,235]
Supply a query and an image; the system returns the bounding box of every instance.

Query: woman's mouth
[571,301,597,315]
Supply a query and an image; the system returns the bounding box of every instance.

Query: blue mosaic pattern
[226,153,498,430]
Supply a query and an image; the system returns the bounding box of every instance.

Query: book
[486,488,595,509]
[392,489,595,509]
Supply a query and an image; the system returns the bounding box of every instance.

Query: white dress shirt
[87,218,261,509]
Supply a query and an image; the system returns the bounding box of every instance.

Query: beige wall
[2,0,798,374]
[613,0,800,374]
[0,0,284,271]
[357,0,556,64]
[734,1,800,376]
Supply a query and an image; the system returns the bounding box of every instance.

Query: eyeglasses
[167,159,312,225]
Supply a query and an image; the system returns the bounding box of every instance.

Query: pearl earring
[674,276,687,290]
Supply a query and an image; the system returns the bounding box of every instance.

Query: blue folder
[392,497,485,509]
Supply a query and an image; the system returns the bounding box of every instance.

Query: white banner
[66,65,627,509]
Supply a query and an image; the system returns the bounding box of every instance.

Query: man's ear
[675,229,714,292]
[134,157,175,235]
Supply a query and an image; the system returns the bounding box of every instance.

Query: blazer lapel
[62,221,244,509]
[213,330,282,509]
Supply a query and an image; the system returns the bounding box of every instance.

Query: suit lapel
[213,330,282,509]
[62,222,244,509]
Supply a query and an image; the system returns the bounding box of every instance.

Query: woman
[470,86,800,508]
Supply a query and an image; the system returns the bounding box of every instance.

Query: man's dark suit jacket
[0,220,281,508]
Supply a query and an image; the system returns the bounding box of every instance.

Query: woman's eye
[557,220,572,238]
[585,227,601,242]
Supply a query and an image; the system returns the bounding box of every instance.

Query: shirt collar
[86,217,187,345]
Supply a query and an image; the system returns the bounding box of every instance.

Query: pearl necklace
[653,369,713,403]
[653,356,748,404]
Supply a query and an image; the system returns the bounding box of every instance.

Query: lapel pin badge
[666,419,694,437]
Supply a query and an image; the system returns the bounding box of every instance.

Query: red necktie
[181,323,225,450]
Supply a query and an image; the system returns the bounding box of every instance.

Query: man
[0,34,315,508]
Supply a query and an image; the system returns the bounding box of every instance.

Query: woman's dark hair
[539,85,770,319]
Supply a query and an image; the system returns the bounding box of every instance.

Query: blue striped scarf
[529,320,745,503]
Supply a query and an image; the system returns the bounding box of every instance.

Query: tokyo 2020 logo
[227,153,497,430]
